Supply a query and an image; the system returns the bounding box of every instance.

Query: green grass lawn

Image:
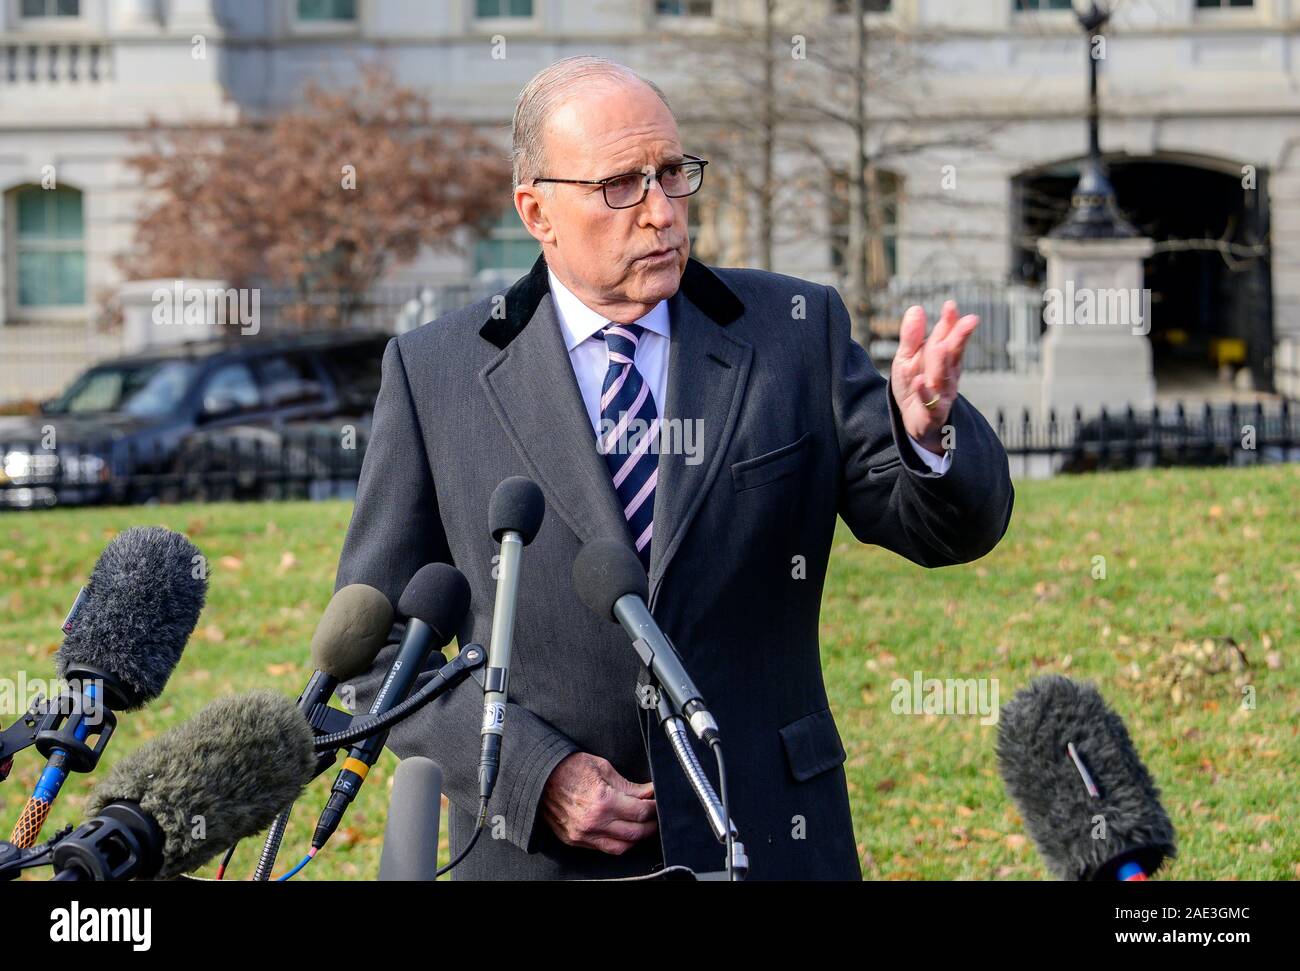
[1,464,1296,880]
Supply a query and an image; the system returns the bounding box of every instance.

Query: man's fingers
[924,337,948,398]
[607,773,654,800]
[930,300,958,345]
[597,784,659,823]
[896,305,927,360]
[592,816,659,845]
[590,837,641,856]
[945,314,980,365]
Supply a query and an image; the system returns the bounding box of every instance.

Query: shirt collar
[547,268,671,352]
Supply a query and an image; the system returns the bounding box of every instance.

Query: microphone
[479,477,545,806]
[573,538,719,743]
[300,583,396,717]
[312,563,470,850]
[378,756,443,881]
[10,527,207,848]
[251,582,393,880]
[50,690,315,880]
[997,675,1177,881]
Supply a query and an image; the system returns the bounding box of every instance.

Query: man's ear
[514,187,554,245]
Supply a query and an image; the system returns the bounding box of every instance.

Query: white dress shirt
[547,269,950,475]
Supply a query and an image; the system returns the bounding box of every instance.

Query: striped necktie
[597,323,659,571]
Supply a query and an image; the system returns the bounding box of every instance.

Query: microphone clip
[0,824,71,881]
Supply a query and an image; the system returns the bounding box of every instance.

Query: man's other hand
[540,752,657,855]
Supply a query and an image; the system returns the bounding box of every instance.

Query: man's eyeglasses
[532,156,708,210]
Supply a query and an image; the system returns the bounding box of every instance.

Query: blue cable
[277,852,314,881]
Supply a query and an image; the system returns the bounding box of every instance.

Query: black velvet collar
[478,252,745,349]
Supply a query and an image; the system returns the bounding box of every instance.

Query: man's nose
[639,178,676,229]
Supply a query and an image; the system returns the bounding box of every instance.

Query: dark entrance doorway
[1012,155,1273,392]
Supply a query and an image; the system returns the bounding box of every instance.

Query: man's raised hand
[890,300,979,455]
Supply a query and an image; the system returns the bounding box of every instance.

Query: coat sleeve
[333,338,578,853]
[826,284,1014,567]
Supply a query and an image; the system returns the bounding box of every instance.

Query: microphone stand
[252,645,485,880]
[640,678,748,881]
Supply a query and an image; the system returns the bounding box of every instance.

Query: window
[14,186,85,308]
[256,355,326,408]
[20,0,79,16]
[475,0,533,16]
[297,0,356,19]
[832,0,892,13]
[1013,0,1073,10]
[655,0,712,15]
[320,339,385,412]
[474,209,540,275]
[201,363,261,416]
[47,361,196,417]
[830,169,900,285]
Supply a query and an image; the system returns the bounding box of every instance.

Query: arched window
[10,185,86,309]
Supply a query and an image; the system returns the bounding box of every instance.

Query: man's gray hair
[511,56,673,189]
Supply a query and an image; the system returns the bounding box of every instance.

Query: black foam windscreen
[997,675,1177,880]
[396,563,471,645]
[378,756,443,881]
[488,476,546,545]
[84,689,316,879]
[55,526,208,709]
[310,584,395,680]
[572,538,648,622]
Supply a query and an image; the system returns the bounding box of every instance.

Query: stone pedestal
[119,278,231,352]
[1037,235,1157,416]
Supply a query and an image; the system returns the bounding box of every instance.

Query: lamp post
[1049,2,1137,239]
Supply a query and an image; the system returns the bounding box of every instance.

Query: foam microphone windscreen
[85,689,315,879]
[310,584,395,680]
[488,476,546,545]
[55,526,208,709]
[572,538,648,622]
[378,756,443,881]
[997,675,1177,880]
[397,563,471,646]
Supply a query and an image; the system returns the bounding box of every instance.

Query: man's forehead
[547,89,680,169]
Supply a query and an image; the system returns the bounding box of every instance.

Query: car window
[257,354,326,407]
[201,363,261,416]
[321,340,384,411]
[48,361,196,417]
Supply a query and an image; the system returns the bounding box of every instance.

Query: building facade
[1,0,1297,404]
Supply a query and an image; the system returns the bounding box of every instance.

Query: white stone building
[1,0,1296,410]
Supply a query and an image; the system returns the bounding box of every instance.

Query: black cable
[313,671,445,753]
[313,651,483,754]
[434,797,487,878]
[711,740,734,882]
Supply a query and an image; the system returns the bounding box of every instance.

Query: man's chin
[630,258,685,303]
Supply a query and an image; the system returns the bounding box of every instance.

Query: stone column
[1037,235,1157,415]
[119,278,231,352]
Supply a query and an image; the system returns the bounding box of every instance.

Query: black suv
[0,332,386,509]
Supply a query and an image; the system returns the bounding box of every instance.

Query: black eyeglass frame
[530,155,709,210]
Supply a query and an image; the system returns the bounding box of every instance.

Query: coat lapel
[478,285,630,549]
[647,283,752,592]
[477,253,751,589]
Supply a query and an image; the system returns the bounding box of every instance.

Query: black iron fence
[1,401,1296,509]
[0,424,368,511]
[993,400,1299,475]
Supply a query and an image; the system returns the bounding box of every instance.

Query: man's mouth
[636,246,677,264]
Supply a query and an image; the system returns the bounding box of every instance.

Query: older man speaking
[335,56,1013,880]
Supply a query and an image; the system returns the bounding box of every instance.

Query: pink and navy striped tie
[598,323,658,571]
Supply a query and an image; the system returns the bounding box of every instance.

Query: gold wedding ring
[922,394,941,410]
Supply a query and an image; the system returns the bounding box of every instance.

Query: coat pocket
[730,431,811,494]
[778,707,848,782]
